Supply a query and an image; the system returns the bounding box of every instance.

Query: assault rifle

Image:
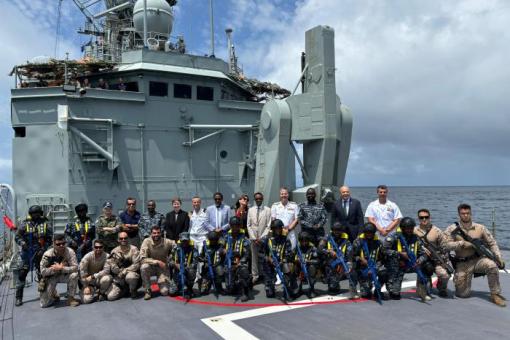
[267,239,290,300]
[417,236,454,275]
[38,254,64,292]
[327,235,355,287]
[397,234,430,294]
[453,223,507,273]
[203,240,218,296]
[296,242,311,293]
[225,234,233,290]
[361,240,382,304]
[178,246,186,298]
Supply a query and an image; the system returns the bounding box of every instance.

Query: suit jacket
[331,198,364,241]
[246,205,271,240]
[164,210,190,241]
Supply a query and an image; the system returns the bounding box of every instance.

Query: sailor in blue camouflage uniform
[384,217,431,300]
[15,205,53,306]
[224,216,253,302]
[319,222,358,298]
[294,231,320,298]
[352,222,388,299]
[263,219,296,299]
[64,203,95,262]
[199,231,226,295]
[169,232,199,299]
[297,188,327,246]
[139,200,165,240]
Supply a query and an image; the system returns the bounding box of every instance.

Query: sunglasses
[418,216,430,220]
[127,203,136,206]
[55,242,66,247]
[118,237,128,240]
[94,246,104,249]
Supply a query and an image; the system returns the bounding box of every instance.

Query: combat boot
[130,289,138,299]
[350,288,360,300]
[15,288,23,307]
[144,289,152,300]
[67,296,80,307]
[417,283,427,302]
[240,291,249,302]
[490,294,506,307]
[438,290,449,298]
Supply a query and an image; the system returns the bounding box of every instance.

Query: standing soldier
[38,234,80,307]
[139,200,165,241]
[106,231,141,300]
[80,240,112,304]
[96,201,122,253]
[298,188,327,246]
[246,192,271,284]
[199,231,226,295]
[140,226,175,300]
[384,217,431,301]
[65,203,95,262]
[15,205,53,307]
[352,222,388,300]
[444,203,506,307]
[224,217,252,302]
[319,223,358,298]
[263,219,295,299]
[414,209,452,298]
[169,232,199,299]
[294,231,320,298]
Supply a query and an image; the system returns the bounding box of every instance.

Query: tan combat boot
[144,289,152,300]
[416,283,427,302]
[67,296,80,307]
[490,294,506,307]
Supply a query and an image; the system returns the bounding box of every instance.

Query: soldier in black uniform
[169,232,198,299]
[384,217,432,300]
[199,231,226,295]
[294,231,320,298]
[263,219,295,299]
[15,205,53,306]
[64,203,95,262]
[352,222,388,299]
[224,217,252,302]
[319,223,357,298]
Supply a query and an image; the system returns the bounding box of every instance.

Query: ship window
[220,150,228,159]
[174,84,192,99]
[149,81,168,97]
[197,86,214,101]
[125,82,139,92]
[14,126,26,138]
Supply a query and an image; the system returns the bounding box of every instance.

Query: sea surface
[1,186,509,251]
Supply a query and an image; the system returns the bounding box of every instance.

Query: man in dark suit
[331,186,364,242]
[164,197,190,241]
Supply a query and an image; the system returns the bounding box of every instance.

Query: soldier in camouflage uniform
[294,231,320,298]
[65,203,95,262]
[95,201,122,253]
[352,222,388,299]
[297,188,327,246]
[444,203,506,307]
[140,225,175,300]
[263,219,295,299]
[105,231,141,300]
[319,223,358,298]
[139,200,165,240]
[169,232,199,298]
[15,205,53,306]
[39,234,80,307]
[384,217,431,301]
[80,239,112,303]
[199,231,226,295]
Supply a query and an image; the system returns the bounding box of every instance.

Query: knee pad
[422,261,435,277]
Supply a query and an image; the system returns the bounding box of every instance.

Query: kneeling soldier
[225,217,252,302]
[263,219,295,299]
[106,231,141,300]
[295,231,320,298]
[170,232,198,298]
[200,231,226,295]
[80,239,112,303]
[39,234,80,307]
[140,226,175,300]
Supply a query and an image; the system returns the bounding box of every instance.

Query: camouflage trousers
[81,274,113,304]
[106,272,140,301]
[454,257,501,297]
[325,261,357,292]
[40,272,79,308]
[263,261,296,296]
[434,264,451,293]
[170,267,196,296]
[200,264,224,294]
[225,264,251,294]
[357,265,388,297]
[141,263,171,295]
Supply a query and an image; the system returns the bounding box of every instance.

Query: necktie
[256,207,260,223]
[343,200,348,216]
[216,208,221,228]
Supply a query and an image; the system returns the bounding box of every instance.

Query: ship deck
[1,272,509,339]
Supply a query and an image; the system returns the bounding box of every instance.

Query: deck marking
[201,280,418,339]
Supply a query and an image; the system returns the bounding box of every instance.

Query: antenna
[225,28,233,72]
[209,0,215,57]
[54,0,64,58]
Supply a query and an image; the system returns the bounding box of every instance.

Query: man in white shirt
[365,185,402,237]
[189,196,209,281]
[271,187,299,249]
[247,192,271,283]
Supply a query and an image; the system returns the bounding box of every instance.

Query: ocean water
[1,186,509,251]
[350,186,510,250]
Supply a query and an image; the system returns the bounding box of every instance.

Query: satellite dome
[133,0,174,37]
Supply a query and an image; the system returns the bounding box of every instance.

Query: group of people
[13,185,507,308]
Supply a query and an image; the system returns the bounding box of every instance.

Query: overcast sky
[0,0,509,186]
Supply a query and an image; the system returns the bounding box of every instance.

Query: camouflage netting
[229,73,291,101]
